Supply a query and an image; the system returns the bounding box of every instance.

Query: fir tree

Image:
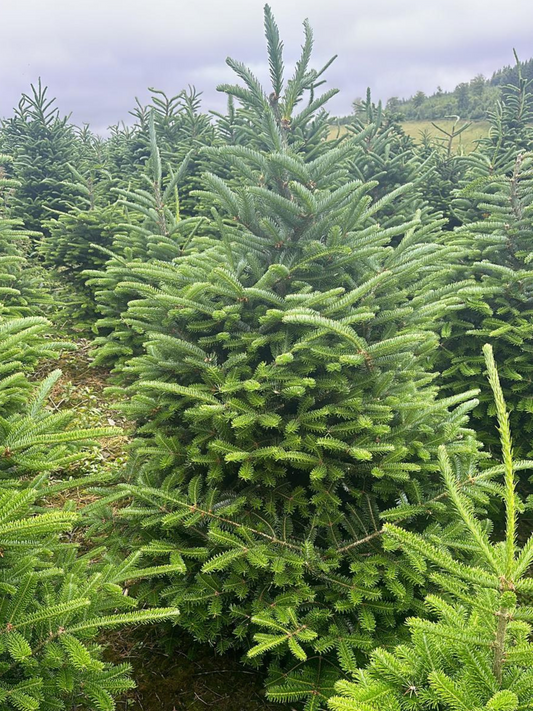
[342,90,428,215]
[105,122,142,184]
[38,160,122,319]
[85,113,205,367]
[90,6,481,699]
[0,215,67,402]
[0,220,182,711]
[129,87,215,216]
[0,154,19,214]
[0,217,44,319]
[1,80,78,233]
[452,54,533,227]
[439,151,533,458]
[328,345,533,711]
[0,378,180,711]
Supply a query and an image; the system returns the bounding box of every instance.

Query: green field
[329,119,490,152]
[402,119,490,152]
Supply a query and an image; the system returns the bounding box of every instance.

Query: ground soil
[106,629,284,711]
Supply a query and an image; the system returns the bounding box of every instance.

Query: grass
[328,119,490,153]
[402,119,490,153]
[34,337,130,473]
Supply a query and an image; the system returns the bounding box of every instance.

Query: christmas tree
[88,7,482,700]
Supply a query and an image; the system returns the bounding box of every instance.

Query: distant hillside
[384,57,533,121]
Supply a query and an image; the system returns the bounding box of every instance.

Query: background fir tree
[434,67,533,459]
[439,151,533,459]
[339,90,435,225]
[105,122,142,185]
[0,154,19,214]
[451,55,533,226]
[1,81,78,233]
[0,216,45,319]
[83,113,206,368]
[38,160,123,321]
[128,87,215,216]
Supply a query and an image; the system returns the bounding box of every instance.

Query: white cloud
[0,0,531,126]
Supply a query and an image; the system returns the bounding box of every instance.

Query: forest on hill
[0,6,532,711]
[382,55,533,121]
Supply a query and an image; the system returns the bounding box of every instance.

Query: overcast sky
[1,0,531,133]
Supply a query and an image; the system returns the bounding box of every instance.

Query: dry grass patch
[327,119,490,153]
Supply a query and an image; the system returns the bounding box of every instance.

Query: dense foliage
[329,345,533,711]
[0,6,531,710]
[0,215,181,711]
[436,65,533,459]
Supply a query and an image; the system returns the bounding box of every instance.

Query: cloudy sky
[0,0,531,133]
